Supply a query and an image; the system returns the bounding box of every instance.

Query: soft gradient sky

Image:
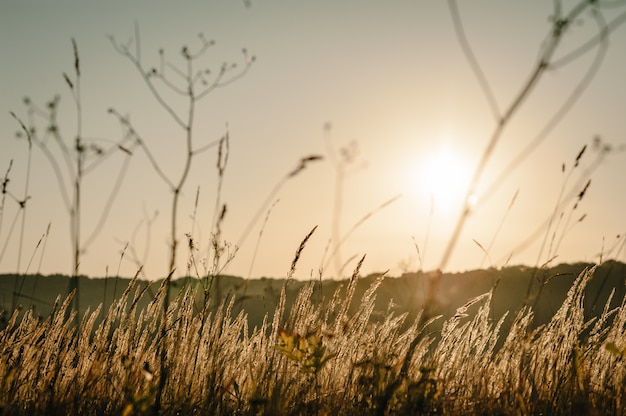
[1,1,625,280]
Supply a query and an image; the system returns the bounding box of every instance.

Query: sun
[411,146,475,213]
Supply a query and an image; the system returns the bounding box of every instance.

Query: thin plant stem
[439,0,609,271]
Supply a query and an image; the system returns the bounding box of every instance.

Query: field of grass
[2,3,626,414]
[1,264,625,415]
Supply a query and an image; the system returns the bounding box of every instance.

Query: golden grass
[0,266,625,415]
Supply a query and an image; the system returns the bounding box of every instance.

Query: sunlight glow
[412,146,474,213]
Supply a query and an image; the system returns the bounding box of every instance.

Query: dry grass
[0,266,625,415]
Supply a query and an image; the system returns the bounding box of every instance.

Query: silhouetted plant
[439,0,626,272]
[108,27,255,287]
[107,26,256,413]
[10,39,136,321]
[323,123,360,277]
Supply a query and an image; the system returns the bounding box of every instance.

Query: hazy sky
[1,1,625,280]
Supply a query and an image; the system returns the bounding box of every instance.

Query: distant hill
[2,261,625,334]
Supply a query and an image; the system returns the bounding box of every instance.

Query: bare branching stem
[439,0,614,272]
[110,27,254,288]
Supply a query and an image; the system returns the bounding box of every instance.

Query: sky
[1,1,626,281]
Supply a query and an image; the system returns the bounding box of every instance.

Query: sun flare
[411,146,475,212]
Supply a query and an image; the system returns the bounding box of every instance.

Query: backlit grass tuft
[0,266,625,415]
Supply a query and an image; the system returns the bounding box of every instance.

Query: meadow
[1,259,626,415]
[2,2,626,414]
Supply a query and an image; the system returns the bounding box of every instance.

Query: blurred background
[1,0,625,280]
